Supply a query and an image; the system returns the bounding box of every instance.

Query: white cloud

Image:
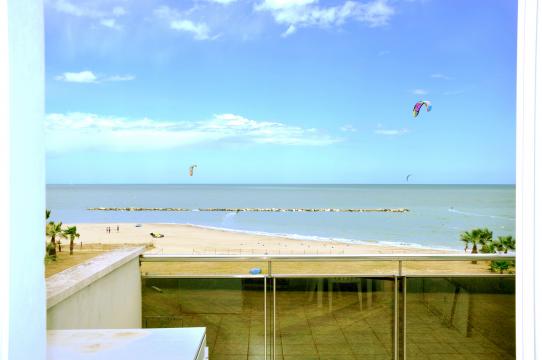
[340,124,357,132]
[255,0,394,36]
[257,0,318,10]
[170,20,214,40]
[51,0,103,18]
[374,128,409,136]
[412,88,428,95]
[282,25,297,37]
[55,71,97,83]
[359,0,394,26]
[100,18,121,30]
[154,5,219,41]
[431,73,452,80]
[45,112,341,152]
[377,50,390,56]
[55,71,135,83]
[50,0,127,18]
[49,1,126,29]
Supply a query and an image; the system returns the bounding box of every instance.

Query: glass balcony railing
[140,254,515,360]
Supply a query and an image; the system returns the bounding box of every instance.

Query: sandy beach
[51,222,510,277]
[70,222,454,255]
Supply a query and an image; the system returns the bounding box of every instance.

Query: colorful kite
[413,101,432,118]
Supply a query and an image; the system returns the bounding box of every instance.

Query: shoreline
[183,223,460,252]
[68,222,459,255]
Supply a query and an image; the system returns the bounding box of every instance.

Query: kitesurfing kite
[413,100,432,118]
[406,174,412,182]
[189,164,197,176]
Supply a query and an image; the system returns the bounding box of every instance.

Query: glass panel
[141,261,268,276]
[276,277,395,360]
[142,277,268,359]
[403,260,516,276]
[406,277,515,360]
[271,261,399,276]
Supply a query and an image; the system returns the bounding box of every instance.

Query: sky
[44,0,517,184]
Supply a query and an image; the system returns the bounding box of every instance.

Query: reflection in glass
[276,277,394,360]
[142,277,267,359]
[406,277,515,360]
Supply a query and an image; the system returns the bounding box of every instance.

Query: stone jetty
[87,207,410,213]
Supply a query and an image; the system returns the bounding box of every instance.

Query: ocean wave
[447,208,515,221]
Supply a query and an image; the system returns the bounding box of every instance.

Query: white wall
[516,0,542,358]
[47,258,142,330]
[0,1,46,360]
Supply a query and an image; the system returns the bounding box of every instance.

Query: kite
[189,164,197,176]
[406,174,412,182]
[413,101,432,118]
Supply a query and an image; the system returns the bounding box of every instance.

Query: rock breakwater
[87,207,410,213]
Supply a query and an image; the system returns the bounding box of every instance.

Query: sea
[46,184,515,251]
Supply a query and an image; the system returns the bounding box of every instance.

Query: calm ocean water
[46,184,515,250]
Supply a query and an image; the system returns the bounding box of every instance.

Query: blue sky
[45,0,517,184]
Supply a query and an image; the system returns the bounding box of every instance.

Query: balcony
[140,254,515,360]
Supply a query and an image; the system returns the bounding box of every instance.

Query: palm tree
[460,228,492,263]
[46,221,66,258]
[465,229,482,254]
[480,241,496,254]
[460,231,472,252]
[492,237,505,253]
[478,228,494,254]
[470,228,492,251]
[498,236,516,253]
[488,235,515,254]
[477,228,493,250]
[490,260,513,274]
[63,226,80,255]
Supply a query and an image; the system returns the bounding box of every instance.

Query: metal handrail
[139,253,516,262]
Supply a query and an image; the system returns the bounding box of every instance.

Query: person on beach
[116,225,119,232]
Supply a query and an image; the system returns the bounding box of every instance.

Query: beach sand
[70,222,451,255]
[61,223,507,276]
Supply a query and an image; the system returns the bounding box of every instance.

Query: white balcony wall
[516,0,542,358]
[47,248,144,330]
